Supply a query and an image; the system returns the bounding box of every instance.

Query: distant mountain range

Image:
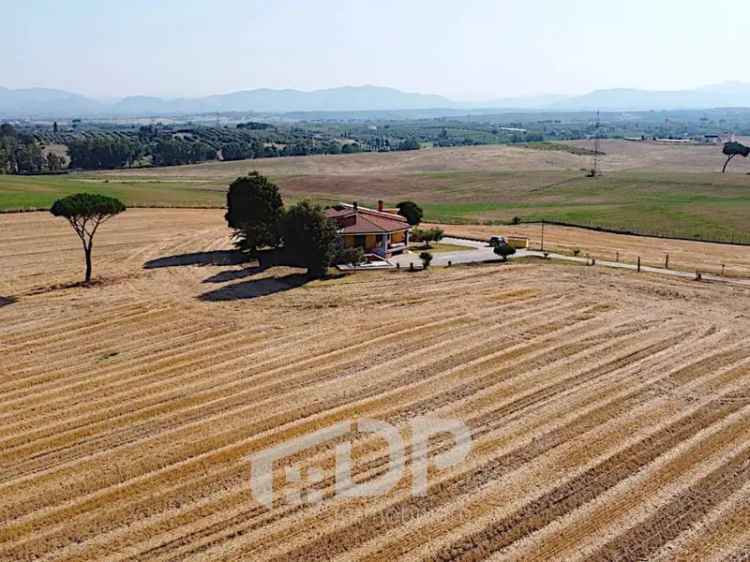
[1,83,749,118]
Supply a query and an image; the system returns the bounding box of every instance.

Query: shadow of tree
[144,250,248,270]
[0,296,17,307]
[198,273,310,302]
[202,265,267,284]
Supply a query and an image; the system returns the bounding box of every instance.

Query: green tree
[282,201,338,278]
[341,142,361,154]
[396,201,424,226]
[722,141,750,173]
[225,172,284,255]
[50,194,126,283]
[0,123,16,138]
[15,143,45,173]
[398,138,420,151]
[221,142,253,161]
[67,138,140,169]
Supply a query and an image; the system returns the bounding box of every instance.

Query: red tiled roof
[325,204,410,235]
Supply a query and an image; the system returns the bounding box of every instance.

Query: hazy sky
[5,0,747,100]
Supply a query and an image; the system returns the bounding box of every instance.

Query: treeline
[0,124,64,174]
[63,136,374,170]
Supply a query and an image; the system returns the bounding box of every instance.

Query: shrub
[334,246,365,267]
[411,227,444,248]
[419,251,433,269]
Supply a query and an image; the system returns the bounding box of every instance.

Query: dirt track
[2,209,750,561]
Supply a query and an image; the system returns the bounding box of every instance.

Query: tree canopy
[722,141,750,173]
[282,201,338,278]
[225,172,284,255]
[1,123,48,174]
[50,193,126,283]
[396,201,424,226]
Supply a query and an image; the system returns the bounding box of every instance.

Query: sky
[4,0,748,101]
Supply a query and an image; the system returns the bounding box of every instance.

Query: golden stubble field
[94,139,749,181]
[3,209,750,561]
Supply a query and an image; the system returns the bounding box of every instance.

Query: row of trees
[68,138,143,169]
[1,124,63,174]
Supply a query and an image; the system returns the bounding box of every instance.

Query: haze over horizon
[5,0,748,101]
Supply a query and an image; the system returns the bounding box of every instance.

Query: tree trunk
[723,154,736,174]
[84,245,93,283]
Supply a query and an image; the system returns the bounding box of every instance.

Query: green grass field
[2,142,749,243]
[0,175,226,211]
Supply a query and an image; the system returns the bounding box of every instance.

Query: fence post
[616,251,620,263]
[665,254,670,270]
[721,264,726,277]
[637,257,641,273]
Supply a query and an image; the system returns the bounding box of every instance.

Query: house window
[354,235,366,248]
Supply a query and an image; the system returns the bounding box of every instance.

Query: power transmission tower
[588,110,601,177]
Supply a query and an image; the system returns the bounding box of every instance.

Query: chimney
[352,201,358,212]
[378,200,384,212]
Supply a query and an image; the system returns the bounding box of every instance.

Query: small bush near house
[334,246,366,267]
[420,251,433,269]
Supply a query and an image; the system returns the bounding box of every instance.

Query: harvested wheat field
[3,209,750,561]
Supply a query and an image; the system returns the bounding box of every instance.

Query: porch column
[382,233,390,256]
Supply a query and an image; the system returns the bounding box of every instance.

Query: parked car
[488,236,507,248]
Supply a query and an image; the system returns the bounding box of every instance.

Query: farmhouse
[325,201,411,257]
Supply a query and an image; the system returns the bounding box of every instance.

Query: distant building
[653,138,693,145]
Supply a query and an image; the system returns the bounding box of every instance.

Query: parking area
[390,237,516,268]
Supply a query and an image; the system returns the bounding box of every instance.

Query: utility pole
[540,220,545,252]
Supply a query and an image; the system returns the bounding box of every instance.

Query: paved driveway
[391,237,501,268]
[389,237,750,287]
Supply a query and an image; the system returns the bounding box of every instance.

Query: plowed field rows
[2,209,750,561]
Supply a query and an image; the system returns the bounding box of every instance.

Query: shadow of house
[0,296,17,307]
[144,250,248,269]
[198,273,309,302]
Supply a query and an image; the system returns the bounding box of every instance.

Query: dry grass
[2,209,750,561]
[93,140,750,180]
